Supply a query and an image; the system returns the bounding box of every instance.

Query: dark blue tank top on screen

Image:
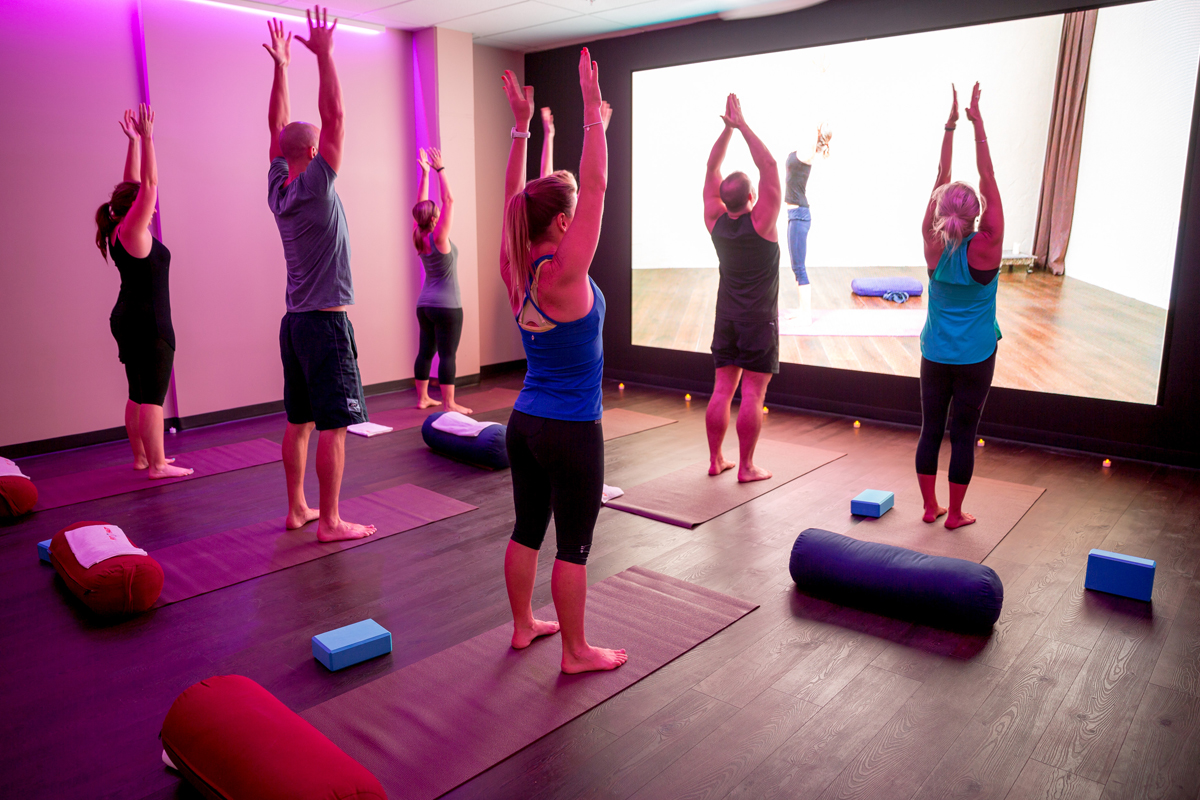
[514,256,605,422]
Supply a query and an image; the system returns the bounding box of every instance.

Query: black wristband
[434,166,444,172]
[945,125,956,131]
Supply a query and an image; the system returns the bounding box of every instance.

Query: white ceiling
[263,0,827,51]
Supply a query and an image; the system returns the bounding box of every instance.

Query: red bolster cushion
[0,476,37,517]
[49,521,164,614]
[161,675,387,800]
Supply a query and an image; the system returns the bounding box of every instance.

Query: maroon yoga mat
[31,438,282,511]
[365,388,521,433]
[153,484,475,606]
[302,566,757,800]
[605,439,845,528]
[602,408,677,441]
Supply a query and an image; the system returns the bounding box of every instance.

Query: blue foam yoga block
[851,490,894,517]
[1084,549,1155,602]
[312,619,392,671]
[38,539,52,563]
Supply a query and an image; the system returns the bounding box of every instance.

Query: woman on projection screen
[916,82,1003,530]
[783,123,831,326]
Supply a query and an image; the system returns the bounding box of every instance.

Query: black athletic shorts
[120,337,174,406]
[711,317,779,374]
[279,311,368,431]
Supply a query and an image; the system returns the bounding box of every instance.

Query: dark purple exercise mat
[31,438,282,511]
[154,484,476,606]
[301,566,758,800]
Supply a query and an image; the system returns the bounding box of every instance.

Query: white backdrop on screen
[631,14,1062,270]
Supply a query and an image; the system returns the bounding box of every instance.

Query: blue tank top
[921,233,1002,365]
[513,256,605,422]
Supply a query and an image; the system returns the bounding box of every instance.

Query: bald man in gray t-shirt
[263,7,375,543]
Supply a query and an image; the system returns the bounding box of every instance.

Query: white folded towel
[431,412,501,438]
[65,524,148,569]
[0,457,30,480]
[601,484,624,504]
[348,422,394,437]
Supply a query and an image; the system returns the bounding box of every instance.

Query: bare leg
[917,473,946,522]
[442,384,473,415]
[283,421,319,529]
[415,379,439,409]
[945,481,976,529]
[797,283,813,326]
[706,365,741,475]
[554,559,627,673]
[505,540,560,648]
[736,370,772,482]
[315,427,376,542]
[142,404,193,479]
[126,400,149,469]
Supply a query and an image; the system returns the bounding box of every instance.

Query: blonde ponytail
[931,181,983,251]
[504,191,533,309]
[502,172,578,309]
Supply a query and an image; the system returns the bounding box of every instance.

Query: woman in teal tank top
[917,83,1004,530]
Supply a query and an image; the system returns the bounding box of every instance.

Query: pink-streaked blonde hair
[930,181,984,250]
[502,170,578,308]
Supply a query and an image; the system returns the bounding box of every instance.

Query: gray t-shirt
[416,236,461,309]
[784,152,811,207]
[268,154,354,312]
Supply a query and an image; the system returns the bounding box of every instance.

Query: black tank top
[110,235,175,349]
[712,213,780,322]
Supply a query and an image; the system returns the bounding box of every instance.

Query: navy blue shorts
[279,311,368,431]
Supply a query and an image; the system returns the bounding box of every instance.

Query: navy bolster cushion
[850,277,925,297]
[0,476,37,517]
[422,412,510,470]
[161,675,387,800]
[789,528,1003,633]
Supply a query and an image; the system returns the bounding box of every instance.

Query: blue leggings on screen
[787,206,811,286]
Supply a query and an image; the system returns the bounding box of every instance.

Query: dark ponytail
[412,200,438,254]
[95,181,140,261]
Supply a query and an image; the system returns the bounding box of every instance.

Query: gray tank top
[784,152,811,207]
[416,236,461,309]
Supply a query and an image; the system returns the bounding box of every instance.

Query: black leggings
[414,306,464,386]
[507,410,604,566]
[121,337,174,406]
[916,349,996,485]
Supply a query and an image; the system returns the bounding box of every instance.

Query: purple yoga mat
[605,439,846,528]
[602,408,677,441]
[31,438,282,511]
[153,484,476,606]
[302,566,757,800]
[366,388,521,433]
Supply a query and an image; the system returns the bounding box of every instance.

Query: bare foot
[286,507,320,530]
[512,619,560,649]
[945,511,976,529]
[316,519,377,542]
[446,402,474,415]
[738,464,772,483]
[709,455,736,476]
[148,463,194,479]
[133,457,173,470]
[416,396,440,409]
[923,505,947,523]
[562,646,628,674]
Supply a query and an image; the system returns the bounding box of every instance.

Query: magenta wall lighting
[177,0,384,35]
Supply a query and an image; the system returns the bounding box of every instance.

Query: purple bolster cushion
[850,277,925,297]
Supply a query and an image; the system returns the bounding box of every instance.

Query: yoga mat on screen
[302,566,757,800]
[364,388,520,433]
[834,473,1044,563]
[602,408,677,441]
[605,439,845,528]
[30,438,282,511]
[153,484,475,606]
[779,309,927,337]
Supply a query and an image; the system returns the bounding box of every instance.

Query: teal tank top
[920,233,1002,365]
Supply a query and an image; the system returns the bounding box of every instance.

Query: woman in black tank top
[94,105,191,480]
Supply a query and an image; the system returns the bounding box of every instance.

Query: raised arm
[119,110,141,183]
[428,147,454,252]
[296,6,344,172]
[703,95,736,232]
[539,107,554,178]
[117,104,158,259]
[553,48,607,284]
[500,70,534,284]
[966,82,1003,271]
[416,148,430,202]
[923,85,958,261]
[727,96,780,241]
[263,17,291,161]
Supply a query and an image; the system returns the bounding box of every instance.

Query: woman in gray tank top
[784,124,831,326]
[412,147,470,414]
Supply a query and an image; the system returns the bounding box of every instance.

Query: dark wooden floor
[631,267,1168,404]
[3,378,1198,800]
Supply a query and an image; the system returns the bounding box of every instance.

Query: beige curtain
[1033,9,1098,275]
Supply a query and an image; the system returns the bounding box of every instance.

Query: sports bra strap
[520,255,560,326]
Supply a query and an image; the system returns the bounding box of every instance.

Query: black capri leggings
[507,410,604,566]
[916,348,996,485]
[414,306,464,386]
[121,337,174,406]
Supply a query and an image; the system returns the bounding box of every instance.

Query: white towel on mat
[65,524,147,569]
[348,422,394,437]
[601,484,624,504]
[0,457,29,480]
[431,412,501,438]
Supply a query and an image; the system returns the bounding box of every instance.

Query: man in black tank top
[702,94,782,483]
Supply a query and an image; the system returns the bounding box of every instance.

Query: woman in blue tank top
[917,83,1004,530]
[498,50,626,675]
